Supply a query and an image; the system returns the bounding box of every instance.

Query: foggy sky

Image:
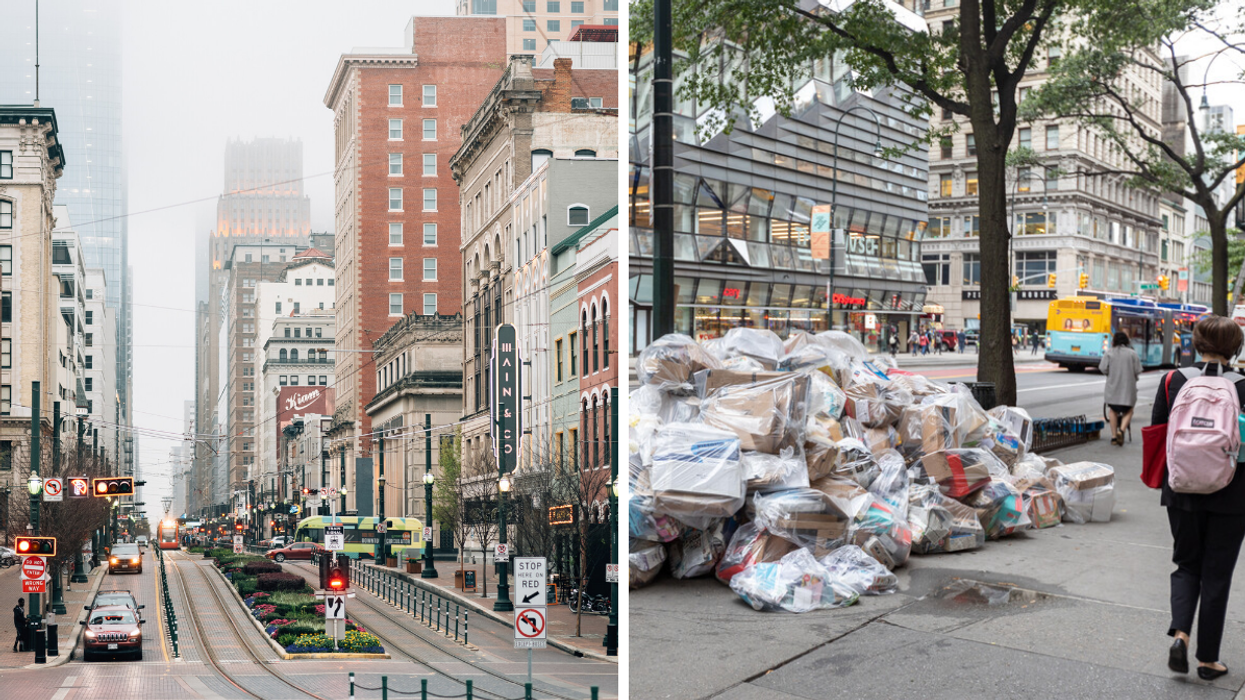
[125,0,454,521]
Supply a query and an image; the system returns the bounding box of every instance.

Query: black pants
[1168,507,1245,662]
[13,627,22,651]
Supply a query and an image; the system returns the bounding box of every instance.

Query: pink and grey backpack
[1166,367,1243,494]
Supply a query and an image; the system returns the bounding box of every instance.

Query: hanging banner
[811,204,832,260]
[492,323,523,474]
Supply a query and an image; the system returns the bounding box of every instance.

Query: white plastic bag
[729,548,860,612]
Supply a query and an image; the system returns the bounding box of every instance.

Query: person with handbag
[1148,315,1245,680]
[1100,331,1142,446]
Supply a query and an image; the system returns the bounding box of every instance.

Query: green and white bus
[293,515,425,560]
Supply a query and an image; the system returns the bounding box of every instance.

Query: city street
[0,549,616,699]
[630,361,1243,700]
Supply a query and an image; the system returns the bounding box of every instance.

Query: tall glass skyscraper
[0,0,131,421]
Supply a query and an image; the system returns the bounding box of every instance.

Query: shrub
[251,604,277,620]
[339,630,384,654]
[281,621,322,637]
[244,561,282,575]
[277,632,299,648]
[264,591,315,608]
[287,632,337,654]
[234,577,259,596]
[257,572,308,592]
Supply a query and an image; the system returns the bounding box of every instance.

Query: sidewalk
[870,348,1052,368]
[0,560,106,670]
[374,561,615,662]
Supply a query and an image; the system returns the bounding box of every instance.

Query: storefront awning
[922,304,946,314]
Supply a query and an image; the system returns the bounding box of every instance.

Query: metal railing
[154,548,180,658]
[1032,415,1102,453]
[314,553,471,647]
[347,672,600,700]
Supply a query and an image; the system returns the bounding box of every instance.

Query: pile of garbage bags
[629,330,1116,612]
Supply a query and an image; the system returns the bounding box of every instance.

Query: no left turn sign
[514,607,546,639]
[43,478,63,502]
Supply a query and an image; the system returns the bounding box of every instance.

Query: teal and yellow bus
[1046,297,1205,371]
[293,515,425,560]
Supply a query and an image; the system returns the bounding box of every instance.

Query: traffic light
[1047,273,1057,288]
[302,488,310,497]
[1012,275,1019,287]
[15,536,56,557]
[1079,273,1089,289]
[327,564,347,591]
[235,521,244,531]
[1159,275,1170,291]
[92,477,134,497]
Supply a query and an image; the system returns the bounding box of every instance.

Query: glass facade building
[0,0,130,412]
[628,45,931,353]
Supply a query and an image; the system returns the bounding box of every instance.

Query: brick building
[454,0,619,56]
[323,17,508,510]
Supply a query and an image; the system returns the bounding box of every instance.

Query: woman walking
[1154,315,1245,680]
[1099,331,1141,445]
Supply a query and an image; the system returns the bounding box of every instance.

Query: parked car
[265,541,324,562]
[109,543,143,575]
[86,589,144,613]
[0,546,17,567]
[269,536,290,549]
[135,536,148,551]
[81,605,144,661]
[965,329,980,347]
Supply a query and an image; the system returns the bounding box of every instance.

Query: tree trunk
[972,128,1017,405]
[1209,210,1230,316]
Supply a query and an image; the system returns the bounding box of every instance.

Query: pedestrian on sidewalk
[1031,331,1041,355]
[908,330,919,355]
[1099,331,1140,445]
[1154,315,1245,681]
[957,329,966,354]
[888,332,898,357]
[12,598,24,652]
[918,332,927,355]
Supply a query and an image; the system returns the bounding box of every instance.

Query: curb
[208,560,391,660]
[27,563,107,669]
[386,568,616,664]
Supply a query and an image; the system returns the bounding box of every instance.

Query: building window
[85,310,93,325]
[522,0,535,10]
[523,18,536,31]
[1018,168,1032,193]
[472,0,497,12]
[389,153,403,176]
[319,375,327,385]
[966,173,978,196]
[1015,251,1057,284]
[939,174,952,197]
[962,253,982,285]
[0,245,9,275]
[1047,45,1061,68]
[547,20,560,31]
[964,215,981,236]
[0,200,11,229]
[423,223,437,246]
[1046,124,1060,150]
[0,151,10,179]
[568,331,577,376]
[0,386,9,415]
[389,118,403,140]
[85,333,93,347]
[280,375,288,386]
[423,293,437,315]
[83,353,90,370]
[390,223,403,246]
[1019,211,1048,235]
[296,278,303,286]
[389,257,403,281]
[290,375,299,386]
[568,205,590,226]
[389,188,403,211]
[603,0,617,9]
[423,119,437,140]
[1019,127,1031,150]
[555,337,564,381]
[532,149,553,170]
[275,301,282,315]
[572,0,584,11]
[1046,166,1059,190]
[940,137,952,159]
[523,38,536,51]
[923,254,951,286]
[423,188,437,211]
[574,148,598,156]
[966,133,976,157]
[603,299,610,368]
[389,293,403,316]
[423,85,436,107]
[423,153,436,176]
[423,258,437,281]
[389,84,402,106]
[1,293,9,323]
[548,1,560,10]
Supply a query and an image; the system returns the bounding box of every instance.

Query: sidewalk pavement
[870,348,1052,368]
[0,560,106,670]
[374,561,615,662]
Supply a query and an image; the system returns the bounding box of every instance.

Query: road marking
[1017,381,1105,393]
[49,675,77,700]
[181,673,228,699]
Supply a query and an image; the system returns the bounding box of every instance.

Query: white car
[135,536,148,550]
[268,536,290,549]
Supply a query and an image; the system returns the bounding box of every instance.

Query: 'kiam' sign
[492,323,523,473]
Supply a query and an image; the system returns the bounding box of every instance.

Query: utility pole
[377,434,386,564]
[340,447,347,514]
[48,402,65,616]
[606,387,618,657]
[651,0,674,339]
[422,414,438,578]
[320,420,329,517]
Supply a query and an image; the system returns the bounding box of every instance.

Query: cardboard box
[921,405,956,454]
[700,374,809,454]
[774,513,848,557]
[1026,488,1062,529]
[694,369,790,397]
[1050,462,1115,491]
[805,436,839,482]
[920,450,992,498]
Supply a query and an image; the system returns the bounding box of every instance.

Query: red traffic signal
[92,477,134,497]
[327,566,346,590]
[15,536,56,557]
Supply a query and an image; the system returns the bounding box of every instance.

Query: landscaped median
[204,548,388,658]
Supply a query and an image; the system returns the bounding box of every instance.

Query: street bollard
[421,678,427,700]
[526,682,533,700]
[349,672,355,700]
[591,687,599,700]
[33,621,46,664]
[464,611,468,646]
[382,675,388,700]
[47,619,58,657]
[436,600,441,632]
[466,679,473,700]
[455,605,459,641]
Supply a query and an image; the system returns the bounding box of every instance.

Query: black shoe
[1198,664,1228,680]
[1170,638,1189,673]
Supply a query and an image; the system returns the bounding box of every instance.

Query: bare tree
[573,457,614,637]
[433,428,470,585]
[460,450,500,599]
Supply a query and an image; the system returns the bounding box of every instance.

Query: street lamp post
[606,386,618,657]
[422,415,438,578]
[28,382,44,662]
[827,105,885,333]
[495,474,512,612]
[377,435,386,564]
[340,448,347,514]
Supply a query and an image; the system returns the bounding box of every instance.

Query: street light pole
[377,435,386,564]
[827,105,885,334]
[495,474,512,612]
[606,387,618,656]
[28,382,44,662]
[651,0,675,339]
[422,415,438,578]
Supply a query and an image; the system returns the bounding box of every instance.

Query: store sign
[832,293,867,307]
[962,289,1055,301]
[847,233,879,257]
[548,505,574,526]
[492,323,523,473]
[722,287,742,299]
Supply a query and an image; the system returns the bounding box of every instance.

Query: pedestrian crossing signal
[1079,273,1089,289]
[92,477,133,497]
[15,536,55,557]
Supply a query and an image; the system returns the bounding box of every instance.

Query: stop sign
[21,556,46,580]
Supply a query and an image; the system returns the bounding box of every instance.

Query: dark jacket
[1151,362,1245,514]
[13,603,24,630]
